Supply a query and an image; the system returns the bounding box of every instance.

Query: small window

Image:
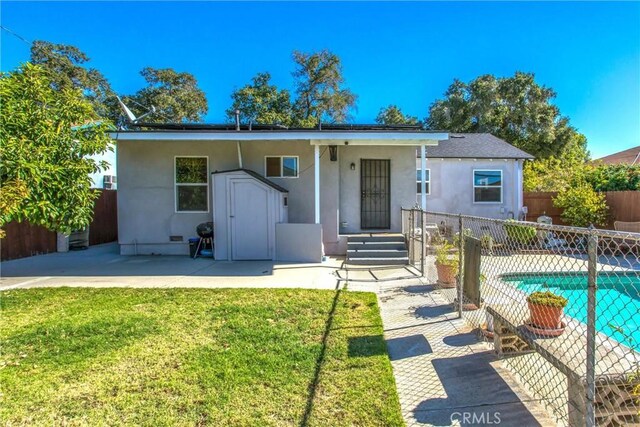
[416,168,430,195]
[473,170,502,203]
[175,157,208,212]
[265,156,299,178]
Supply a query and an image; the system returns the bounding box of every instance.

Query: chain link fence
[401,208,640,427]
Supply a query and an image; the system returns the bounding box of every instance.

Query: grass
[0,287,403,426]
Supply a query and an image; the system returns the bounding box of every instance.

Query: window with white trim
[265,156,298,178]
[175,157,208,212]
[416,168,430,195]
[473,170,502,203]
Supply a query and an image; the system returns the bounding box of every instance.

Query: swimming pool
[501,272,640,351]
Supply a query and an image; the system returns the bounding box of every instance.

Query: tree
[226,73,292,125]
[0,63,113,234]
[375,105,418,125]
[425,72,588,160]
[31,41,210,124]
[523,151,587,192]
[291,50,357,126]
[128,67,208,123]
[553,184,609,227]
[30,40,116,119]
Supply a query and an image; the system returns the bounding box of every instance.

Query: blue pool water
[501,272,640,351]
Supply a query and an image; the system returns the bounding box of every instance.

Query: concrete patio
[0,243,345,291]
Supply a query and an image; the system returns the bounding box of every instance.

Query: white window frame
[264,155,299,178]
[473,169,503,204]
[174,156,209,213]
[416,167,431,195]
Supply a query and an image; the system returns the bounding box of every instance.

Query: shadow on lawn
[300,281,342,427]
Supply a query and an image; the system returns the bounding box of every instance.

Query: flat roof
[111,124,448,145]
[123,122,440,132]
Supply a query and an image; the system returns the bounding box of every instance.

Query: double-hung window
[416,168,430,195]
[265,156,299,178]
[473,170,502,203]
[175,156,209,212]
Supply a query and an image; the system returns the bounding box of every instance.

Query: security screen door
[360,159,391,229]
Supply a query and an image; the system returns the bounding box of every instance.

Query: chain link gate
[401,208,640,426]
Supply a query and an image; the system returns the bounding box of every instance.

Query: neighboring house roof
[595,146,640,165]
[419,133,534,160]
[212,168,289,193]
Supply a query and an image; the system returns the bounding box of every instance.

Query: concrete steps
[346,234,409,266]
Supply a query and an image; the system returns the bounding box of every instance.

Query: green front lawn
[0,287,403,426]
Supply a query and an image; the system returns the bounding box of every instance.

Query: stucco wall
[117,139,419,256]
[118,140,238,255]
[417,158,524,219]
[275,223,323,262]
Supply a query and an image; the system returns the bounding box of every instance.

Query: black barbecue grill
[193,222,214,258]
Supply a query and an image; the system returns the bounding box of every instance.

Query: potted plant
[527,290,568,329]
[435,242,459,287]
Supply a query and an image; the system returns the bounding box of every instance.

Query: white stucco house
[89,149,117,189]
[415,133,534,218]
[112,124,532,261]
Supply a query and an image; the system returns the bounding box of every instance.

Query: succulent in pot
[435,243,459,286]
[527,290,568,329]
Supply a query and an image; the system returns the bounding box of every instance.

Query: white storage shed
[212,169,288,260]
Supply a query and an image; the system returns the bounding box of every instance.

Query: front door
[360,159,391,229]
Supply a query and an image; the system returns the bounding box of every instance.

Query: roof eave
[110,130,449,144]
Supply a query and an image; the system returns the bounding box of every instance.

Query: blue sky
[2,1,639,158]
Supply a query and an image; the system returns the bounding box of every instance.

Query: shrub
[504,220,537,245]
[527,291,568,308]
[553,184,609,227]
[585,164,640,192]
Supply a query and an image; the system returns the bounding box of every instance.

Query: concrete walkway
[0,243,346,291]
[369,277,557,427]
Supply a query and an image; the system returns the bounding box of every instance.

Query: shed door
[230,179,270,260]
[361,159,391,229]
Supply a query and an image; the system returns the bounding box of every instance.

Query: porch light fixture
[329,145,338,161]
[350,162,356,171]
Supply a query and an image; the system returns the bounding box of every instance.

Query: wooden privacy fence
[89,190,118,246]
[1,190,118,261]
[524,190,640,229]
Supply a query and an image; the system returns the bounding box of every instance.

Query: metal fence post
[420,210,426,276]
[409,209,414,264]
[458,214,464,318]
[586,231,598,427]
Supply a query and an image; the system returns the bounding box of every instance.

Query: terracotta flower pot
[435,261,457,286]
[528,302,564,329]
